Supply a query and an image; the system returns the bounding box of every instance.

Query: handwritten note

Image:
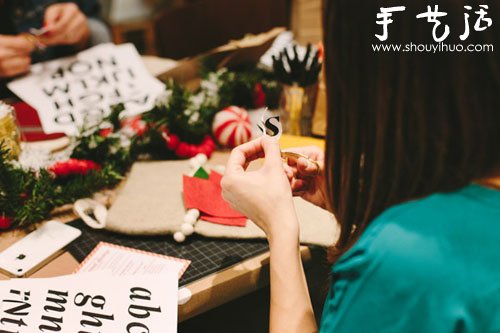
[8,43,165,135]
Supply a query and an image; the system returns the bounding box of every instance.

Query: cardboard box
[157,27,285,89]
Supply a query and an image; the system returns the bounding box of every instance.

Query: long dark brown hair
[323,0,500,255]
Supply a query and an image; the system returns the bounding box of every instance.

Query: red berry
[253,83,266,108]
[99,127,113,137]
[0,216,12,229]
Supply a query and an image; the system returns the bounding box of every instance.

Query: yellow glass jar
[0,101,21,159]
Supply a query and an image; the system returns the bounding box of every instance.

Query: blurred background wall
[100,0,323,59]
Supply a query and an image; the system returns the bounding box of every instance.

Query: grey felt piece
[106,161,338,247]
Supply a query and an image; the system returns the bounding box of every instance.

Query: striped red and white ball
[212,106,252,148]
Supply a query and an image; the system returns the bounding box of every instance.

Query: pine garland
[0,66,282,231]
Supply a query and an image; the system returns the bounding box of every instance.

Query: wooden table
[0,135,325,321]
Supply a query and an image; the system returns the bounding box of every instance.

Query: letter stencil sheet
[7,43,165,135]
[0,271,178,332]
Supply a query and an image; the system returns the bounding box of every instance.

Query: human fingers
[63,12,87,44]
[261,135,283,169]
[296,157,322,178]
[44,3,79,42]
[0,35,35,54]
[44,4,64,28]
[283,163,295,182]
[0,56,31,78]
[225,138,264,175]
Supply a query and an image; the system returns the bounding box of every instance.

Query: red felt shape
[201,216,247,227]
[183,173,247,227]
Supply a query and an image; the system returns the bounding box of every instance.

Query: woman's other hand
[43,3,90,49]
[221,136,299,242]
[285,146,328,209]
[0,35,33,78]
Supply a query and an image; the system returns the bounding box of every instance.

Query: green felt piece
[193,167,210,179]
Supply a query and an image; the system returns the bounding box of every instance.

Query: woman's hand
[221,136,299,241]
[285,146,328,209]
[42,3,90,49]
[222,138,318,332]
[0,35,33,78]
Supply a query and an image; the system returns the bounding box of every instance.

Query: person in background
[221,0,499,332]
[0,0,111,96]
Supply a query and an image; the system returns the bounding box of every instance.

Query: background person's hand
[221,136,299,240]
[284,146,328,209]
[0,35,34,78]
[42,3,90,48]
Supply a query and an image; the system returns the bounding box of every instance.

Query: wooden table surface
[0,135,324,321]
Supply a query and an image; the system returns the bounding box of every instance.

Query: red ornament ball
[212,106,252,148]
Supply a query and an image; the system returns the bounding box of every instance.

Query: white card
[76,242,190,279]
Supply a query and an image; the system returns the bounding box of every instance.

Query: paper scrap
[76,242,190,279]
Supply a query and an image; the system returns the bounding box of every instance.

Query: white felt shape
[178,287,192,305]
[186,209,200,220]
[74,198,107,229]
[174,231,186,243]
[181,223,194,236]
[194,153,208,165]
[183,214,197,225]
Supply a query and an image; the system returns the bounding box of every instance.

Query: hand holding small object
[282,146,327,209]
[221,136,298,241]
[0,35,34,78]
[257,109,325,208]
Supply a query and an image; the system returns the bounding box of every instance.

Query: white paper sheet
[8,43,165,135]
[0,271,178,332]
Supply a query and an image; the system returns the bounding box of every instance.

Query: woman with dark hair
[221,0,499,331]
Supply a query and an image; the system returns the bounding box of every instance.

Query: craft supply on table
[66,219,269,286]
[183,168,247,227]
[0,270,178,332]
[76,241,190,278]
[272,43,323,136]
[7,43,165,136]
[71,154,336,247]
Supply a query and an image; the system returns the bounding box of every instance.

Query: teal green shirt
[320,184,500,333]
